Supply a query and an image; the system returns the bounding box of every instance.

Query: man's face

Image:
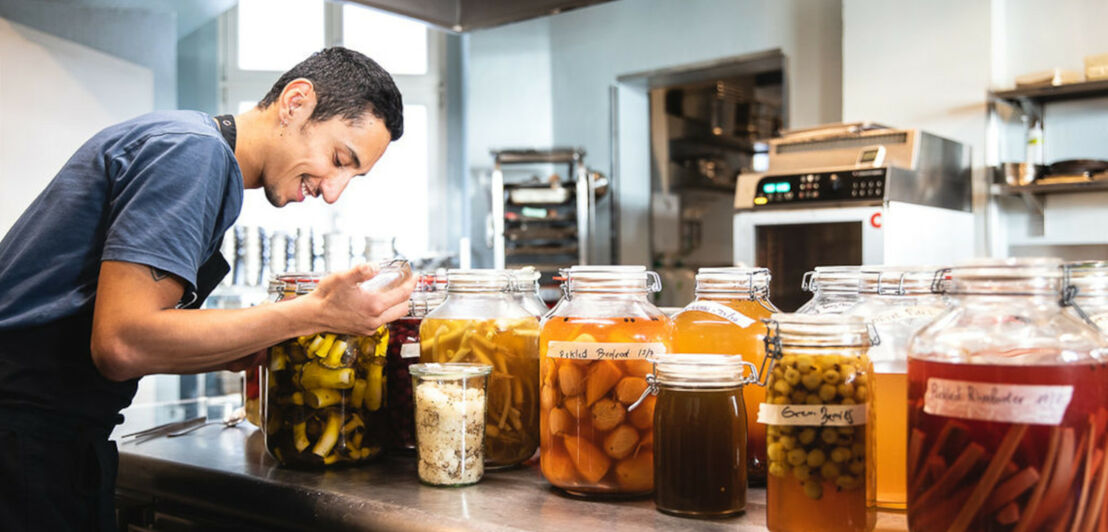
[262,113,391,207]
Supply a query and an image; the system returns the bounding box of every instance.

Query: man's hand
[306,263,417,336]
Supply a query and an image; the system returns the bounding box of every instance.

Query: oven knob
[829,174,842,192]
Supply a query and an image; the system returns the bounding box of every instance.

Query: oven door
[733,205,883,311]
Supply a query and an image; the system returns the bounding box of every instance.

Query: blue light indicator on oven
[762,183,775,193]
[777,182,791,193]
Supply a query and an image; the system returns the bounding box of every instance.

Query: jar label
[757,403,867,426]
[923,378,1074,426]
[870,305,945,325]
[681,301,756,328]
[546,341,666,360]
[400,343,421,359]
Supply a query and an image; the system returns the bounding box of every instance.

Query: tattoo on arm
[149,267,170,282]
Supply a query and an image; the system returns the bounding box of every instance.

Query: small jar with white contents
[410,363,493,487]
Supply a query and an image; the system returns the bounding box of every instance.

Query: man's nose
[320,173,354,204]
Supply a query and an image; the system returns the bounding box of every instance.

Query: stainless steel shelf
[990,79,1108,104]
[992,180,1108,196]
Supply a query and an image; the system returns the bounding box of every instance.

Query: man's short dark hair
[258,47,403,141]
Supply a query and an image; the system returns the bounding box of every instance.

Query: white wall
[546,0,842,173]
[464,0,843,265]
[0,17,154,235]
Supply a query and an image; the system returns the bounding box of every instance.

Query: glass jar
[262,273,391,468]
[762,314,876,532]
[510,267,549,318]
[797,266,864,315]
[385,274,445,451]
[419,269,541,468]
[846,266,948,510]
[539,267,673,498]
[1068,260,1108,332]
[906,258,1108,532]
[652,354,756,518]
[672,267,778,483]
[410,363,493,486]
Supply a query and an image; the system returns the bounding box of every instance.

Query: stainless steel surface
[120,416,205,439]
[114,402,908,531]
[735,128,972,212]
[167,407,246,437]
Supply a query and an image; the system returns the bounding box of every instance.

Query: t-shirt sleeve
[101,132,233,289]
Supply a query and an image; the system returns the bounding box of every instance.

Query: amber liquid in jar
[907,357,1108,532]
[420,317,540,467]
[655,386,747,517]
[674,298,774,482]
[539,316,671,497]
[873,371,907,509]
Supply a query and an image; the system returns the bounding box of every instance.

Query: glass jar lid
[566,266,660,294]
[409,362,493,379]
[509,267,541,292]
[768,313,874,348]
[802,266,863,294]
[940,257,1064,297]
[445,269,511,293]
[858,266,945,296]
[695,267,770,297]
[1067,261,1108,299]
[651,354,756,388]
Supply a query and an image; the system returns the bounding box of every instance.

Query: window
[220,1,445,252]
[129,2,447,409]
[342,3,428,75]
[237,0,324,71]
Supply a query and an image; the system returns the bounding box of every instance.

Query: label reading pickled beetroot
[681,301,757,328]
[923,378,1074,425]
[546,341,666,360]
[400,343,421,359]
[757,404,867,427]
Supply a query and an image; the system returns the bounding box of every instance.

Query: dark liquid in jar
[386,317,422,451]
[654,386,747,517]
[907,357,1108,532]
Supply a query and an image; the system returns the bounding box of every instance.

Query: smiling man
[0,47,415,530]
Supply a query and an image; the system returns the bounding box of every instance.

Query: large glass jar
[672,267,778,484]
[262,274,391,468]
[797,266,864,315]
[846,266,947,510]
[653,354,756,518]
[761,314,876,532]
[419,269,541,468]
[385,274,446,451]
[906,258,1108,532]
[539,267,673,498]
[510,267,549,318]
[1068,260,1108,332]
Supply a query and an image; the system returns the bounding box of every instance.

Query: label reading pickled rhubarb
[400,343,421,359]
[681,301,757,328]
[757,404,867,426]
[923,378,1074,425]
[546,341,666,360]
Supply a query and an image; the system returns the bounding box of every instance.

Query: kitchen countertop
[113,401,908,531]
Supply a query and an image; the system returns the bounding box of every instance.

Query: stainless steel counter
[113,402,908,531]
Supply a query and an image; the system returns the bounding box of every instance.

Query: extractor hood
[347,0,613,32]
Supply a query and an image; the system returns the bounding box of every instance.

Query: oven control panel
[752,168,887,207]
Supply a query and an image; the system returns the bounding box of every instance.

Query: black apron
[0,114,236,531]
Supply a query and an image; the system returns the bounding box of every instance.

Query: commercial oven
[733,124,974,311]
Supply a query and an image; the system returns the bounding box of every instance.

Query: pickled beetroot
[386,317,422,450]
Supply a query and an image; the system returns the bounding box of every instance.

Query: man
[0,47,416,530]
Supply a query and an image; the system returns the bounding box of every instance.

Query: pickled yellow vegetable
[420,317,540,468]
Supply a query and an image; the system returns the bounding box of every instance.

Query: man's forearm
[93,292,321,380]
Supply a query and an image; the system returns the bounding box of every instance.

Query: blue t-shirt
[0,111,243,330]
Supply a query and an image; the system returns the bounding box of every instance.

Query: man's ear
[279,78,317,127]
